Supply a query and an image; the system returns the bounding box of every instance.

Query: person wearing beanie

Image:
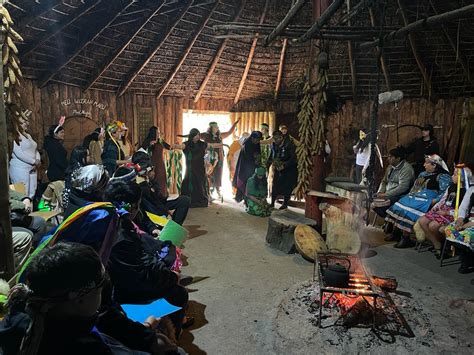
[405,123,440,175]
[43,124,68,182]
[373,146,415,220]
[132,151,190,226]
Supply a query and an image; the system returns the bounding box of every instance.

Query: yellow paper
[146,211,169,227]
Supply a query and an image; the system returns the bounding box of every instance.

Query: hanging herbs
[312,52,329,156]
[1,4,24,156]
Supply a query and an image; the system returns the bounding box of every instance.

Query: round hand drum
[294,225,327,262]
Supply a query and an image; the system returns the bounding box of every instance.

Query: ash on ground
[270,281,473,354]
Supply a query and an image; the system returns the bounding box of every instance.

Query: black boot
[394,235,415,248]
[384,228,401,242]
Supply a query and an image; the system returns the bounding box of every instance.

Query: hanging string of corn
[1,4,24,156]
[294,80,315,200]
[294,59,328,200]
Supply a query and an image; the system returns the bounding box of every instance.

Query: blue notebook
[122,299,182,323]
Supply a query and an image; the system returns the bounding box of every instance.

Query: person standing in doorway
[176,128,225,208]
[9,111,41,199]
[83,127,104,165]
[233,131,263,202]
[119,123,134,160]
[200,120,239,201]
[43,124,68,182]
[405,123,440,176]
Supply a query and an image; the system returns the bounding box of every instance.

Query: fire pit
[314,252,382,328]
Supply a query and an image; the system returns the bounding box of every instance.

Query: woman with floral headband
[385,154,452,248]
[102,121,129,176]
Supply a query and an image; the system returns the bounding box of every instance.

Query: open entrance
[182,110,234,200]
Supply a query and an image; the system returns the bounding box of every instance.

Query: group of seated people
[2,149,194,354]
[372,147,474,274]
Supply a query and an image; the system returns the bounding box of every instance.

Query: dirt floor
[179,201,473,355]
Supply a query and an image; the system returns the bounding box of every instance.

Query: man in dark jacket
[405,124,440,175]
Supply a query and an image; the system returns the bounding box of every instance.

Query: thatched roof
[8,0,474,102]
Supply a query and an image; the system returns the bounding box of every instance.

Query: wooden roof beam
[156,0,221,99]
[360,3,474,49]
[295,0,344,43]
[264,0,306,46]
[397,0,434,99]
[429,0,470,82]
[38,0,134,88]
[194,0,246,103]
[274,39,288,100]
[368,7,391,91]
[84,0,166,91]
[20,0,102,60]
[15,0,62,29]
[234,0,270,104]
[118,0,194,97]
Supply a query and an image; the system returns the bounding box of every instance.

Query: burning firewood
[372,276,398,292]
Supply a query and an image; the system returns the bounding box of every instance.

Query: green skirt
[246,199,272,217]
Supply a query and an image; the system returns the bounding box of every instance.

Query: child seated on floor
[0,242,177,354]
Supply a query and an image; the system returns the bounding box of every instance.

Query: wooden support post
[264,0,306,46]
[397,0,434,99]
[347,0,356,101]
[305,0,329,228]
[156,1,220,99]
[38,0,134,88]
[234,0,269,104]
[429,0,471,82]
[194,0,246,103]
[85,0,166,91]
[274,39,288,100]
[118,0,193,97]
[369,8,391,91]
[20,0,101,59]
[0,33,15,280]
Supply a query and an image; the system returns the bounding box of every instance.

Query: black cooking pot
[323,257,351,288]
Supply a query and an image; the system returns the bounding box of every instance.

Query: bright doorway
[182,110,235,200]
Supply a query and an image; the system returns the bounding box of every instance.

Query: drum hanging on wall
[61,116,98,153]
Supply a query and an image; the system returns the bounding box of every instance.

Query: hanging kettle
[323,257,351,288]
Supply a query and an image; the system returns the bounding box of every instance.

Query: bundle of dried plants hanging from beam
[1,3,25,156]
[294,78,315,200]
[294,54,328,200]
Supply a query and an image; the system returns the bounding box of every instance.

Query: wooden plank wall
[21,79,297,149]
[21,79,473,183]
[326,98,473,177]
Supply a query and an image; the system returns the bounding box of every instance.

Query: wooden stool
[266,210,317,253]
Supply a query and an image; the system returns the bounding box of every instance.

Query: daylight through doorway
[182,110,235,201]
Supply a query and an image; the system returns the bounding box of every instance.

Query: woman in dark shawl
[233,131,263,202]
[268,130,297,210]
[177,129,224,208]
[141,126,171,196]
